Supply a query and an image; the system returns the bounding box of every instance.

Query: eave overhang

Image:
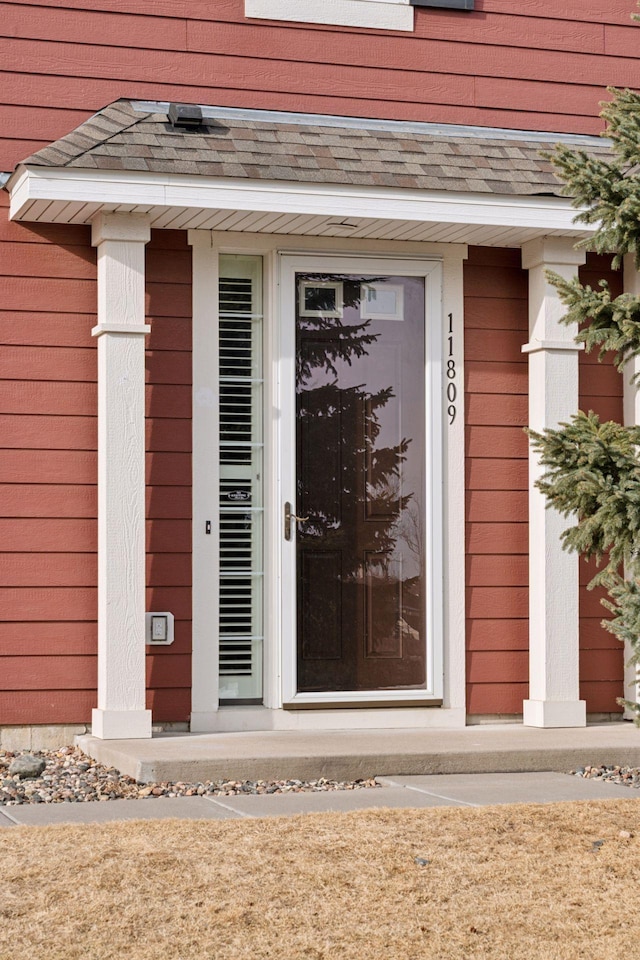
[7,164,594,248]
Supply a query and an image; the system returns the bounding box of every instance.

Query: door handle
[284,502,309,540]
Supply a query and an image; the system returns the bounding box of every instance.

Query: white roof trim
[8,166,592,242]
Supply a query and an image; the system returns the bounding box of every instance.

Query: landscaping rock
[573,764,640,788]
[8,755,46,779]
[0,747,380,806]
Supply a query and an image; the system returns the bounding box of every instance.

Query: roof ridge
[130,99,609,147]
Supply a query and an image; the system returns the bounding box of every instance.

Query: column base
[92,708,153,740]
[523,699,586,728]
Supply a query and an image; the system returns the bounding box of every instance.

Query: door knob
[284,502,309,540]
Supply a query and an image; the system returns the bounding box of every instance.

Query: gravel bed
[0,747,379,806]
[572,764,640,787]
[5,749,637,806]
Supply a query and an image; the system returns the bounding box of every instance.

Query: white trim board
[245,0,414,31]
[8,166,596,247]
[211,705,468,731]
[189,234,467,730]
[189,230,221,729]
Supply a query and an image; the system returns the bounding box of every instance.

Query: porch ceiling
[5,98,604,246]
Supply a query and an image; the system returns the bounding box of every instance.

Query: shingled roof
[16,98,611,198]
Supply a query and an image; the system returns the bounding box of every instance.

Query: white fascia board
[245,0,414,31]
[6,167,30,216]
[9,167,166,217]
[9,166,595,235]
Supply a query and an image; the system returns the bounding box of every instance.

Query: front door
[281,256,441,703]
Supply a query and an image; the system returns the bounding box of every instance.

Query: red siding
[464,246,529,716]
[2,1,640,173]
[145,230,192,723]
[0,218,192,725]
[1,3,638,726]
[578,254,625,714]
[465,250,627,717]
[0,194,97,723]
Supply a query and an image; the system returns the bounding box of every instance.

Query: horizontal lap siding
[145,230,192,723]
[464,247,528,716]
[0,198,97,724]
[0,214,192,725]
[577,255,625,714]
[1,3,638,728]
[2,2,640,172]
[464,251,627,716]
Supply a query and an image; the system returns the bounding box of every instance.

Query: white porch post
[188,230,220,730]
[91,213,152,740]
[623,255,640,715]
[521,238,587,728]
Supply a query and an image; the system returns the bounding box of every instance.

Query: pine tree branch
[545,271,640,375]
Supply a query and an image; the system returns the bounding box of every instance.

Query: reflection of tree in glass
[296,275,381,382]
[296,275,413,575]
[399,501,424,578]
[373,473,424,579]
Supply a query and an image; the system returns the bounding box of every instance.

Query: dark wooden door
[295,273,427,693]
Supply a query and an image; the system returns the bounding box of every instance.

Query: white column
[623,255,640,716]
[91,213,152,740]
[188,230,220,731]
[521,238,587,728]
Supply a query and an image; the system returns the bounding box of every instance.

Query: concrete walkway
[0,772,636,828]
[78,721,640,783]
[4,723,639,828]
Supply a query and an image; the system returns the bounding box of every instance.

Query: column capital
[92,212,151,247]
[522,339,584,355]
[91,323,151,338]
[521,237,587,272]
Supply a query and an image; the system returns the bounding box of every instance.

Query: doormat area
[2,800,640,959]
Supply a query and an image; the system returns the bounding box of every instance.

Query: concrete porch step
[77,722,640,784]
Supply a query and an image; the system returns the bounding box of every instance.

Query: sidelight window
[217,256,264,703]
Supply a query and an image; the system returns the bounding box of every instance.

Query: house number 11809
[446,312,457,424]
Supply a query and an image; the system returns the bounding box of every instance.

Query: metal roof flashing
[129,99,609,148]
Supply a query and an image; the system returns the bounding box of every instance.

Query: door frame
[190,231,467,731]
[278,253,444,707]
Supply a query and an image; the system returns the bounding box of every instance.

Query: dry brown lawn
[2,800,640,959]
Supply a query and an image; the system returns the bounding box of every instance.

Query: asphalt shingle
[15,98,612,198]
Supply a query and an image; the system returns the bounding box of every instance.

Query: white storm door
[279,254,443,707]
